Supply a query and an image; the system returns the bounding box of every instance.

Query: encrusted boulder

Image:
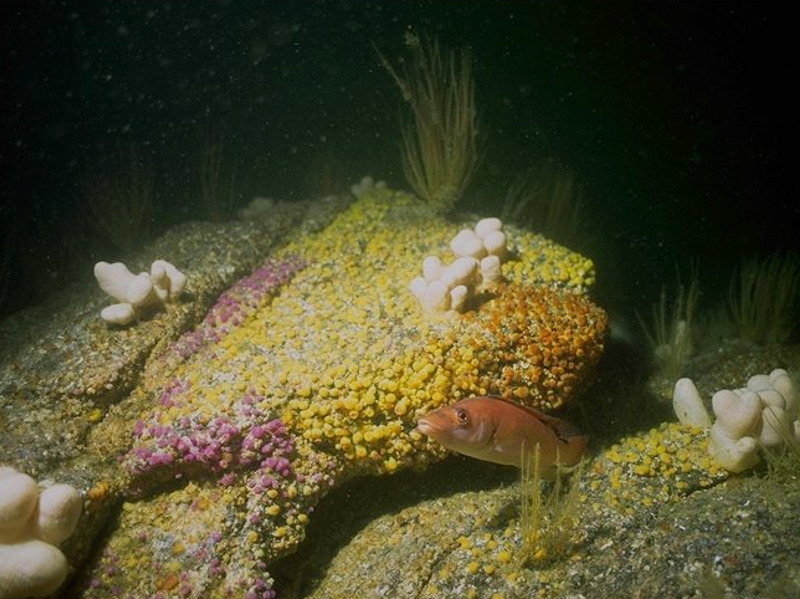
[71,189,606,598]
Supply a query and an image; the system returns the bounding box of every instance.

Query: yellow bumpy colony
[158,188,606,477]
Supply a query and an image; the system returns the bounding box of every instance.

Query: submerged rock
[290,461,800,599]
[4,184,798,599]
[39,188,604,598]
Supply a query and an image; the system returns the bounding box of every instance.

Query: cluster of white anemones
[673,369,799,473]
[94,259,187,326]
[0,467,82,599]
[410,217,508,314]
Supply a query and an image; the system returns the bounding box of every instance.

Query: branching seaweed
[199,124,238,223]
[762,371,800,480]
[728,252,800,345]
[637,263,699,384]
[502,161,584,246]
[81,142,154,252]
[518,443,585,565]
[377,32,480,214]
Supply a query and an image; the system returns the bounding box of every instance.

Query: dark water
[1,0,797,323]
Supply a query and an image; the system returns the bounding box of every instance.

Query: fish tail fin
[565,434,589,466]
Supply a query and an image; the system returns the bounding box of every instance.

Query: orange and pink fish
[417,395,588,476]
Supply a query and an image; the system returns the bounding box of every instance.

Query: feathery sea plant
[763,426,800,480]
[81,142,154,253]
[377,33,481,214]
[638,263,699,383]
[727,252,800,345]
[199,124,238,222]
[502,162,583,246]
[0,213,11,313]
[764,443,800,483]
[761,370,800,481]
[518,443,585,565]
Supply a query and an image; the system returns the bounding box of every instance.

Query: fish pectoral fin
[490,429,513,455]
[492,441,509,454]
[492,438,523,456]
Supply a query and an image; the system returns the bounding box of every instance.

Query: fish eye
[456,408,469,425]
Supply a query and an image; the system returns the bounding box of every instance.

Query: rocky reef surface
[283,448,800,599]
[280,337,800,599]
[2,188,797,599]
[2,189,610,598]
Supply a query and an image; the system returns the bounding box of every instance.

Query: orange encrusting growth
[468,285,608,412]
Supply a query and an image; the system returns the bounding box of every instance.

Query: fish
[417,395,588,476]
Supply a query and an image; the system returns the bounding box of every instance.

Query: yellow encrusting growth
[593,422,727,515]
[174,188,603,476]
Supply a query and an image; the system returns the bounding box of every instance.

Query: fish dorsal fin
[483,395,585,443]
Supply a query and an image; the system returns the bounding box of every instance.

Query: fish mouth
[416,418,443,437]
